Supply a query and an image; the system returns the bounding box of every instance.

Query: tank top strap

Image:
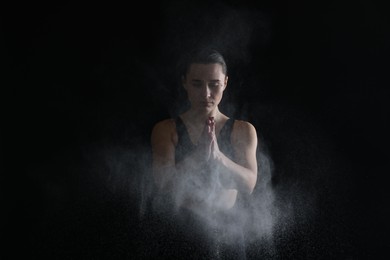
[218,118,235,143]
[174,116,187,140]
[174,116,196,163]
[217,118,235,160]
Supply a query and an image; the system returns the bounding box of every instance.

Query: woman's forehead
[187,63,226,79]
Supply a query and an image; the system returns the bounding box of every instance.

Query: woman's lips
[201,101,213,106]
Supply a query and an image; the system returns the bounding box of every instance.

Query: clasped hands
[189,116,223,197]
[195,117,222,165]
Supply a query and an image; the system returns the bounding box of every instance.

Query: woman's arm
[150,119,209,193]
[150,119,177,192]
[212,120,258,194]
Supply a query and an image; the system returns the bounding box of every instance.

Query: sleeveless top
[173,116,249,212]
[174,116,236,163]
[172,117,248,258]
[146,117,248,259]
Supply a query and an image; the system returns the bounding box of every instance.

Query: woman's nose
[202,86,211,98]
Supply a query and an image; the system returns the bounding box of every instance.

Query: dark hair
[180,48,228,78]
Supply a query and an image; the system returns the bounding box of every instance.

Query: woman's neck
[184,107,221,125]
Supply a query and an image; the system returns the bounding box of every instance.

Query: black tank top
[147,117,248,259]
[174,116,235,163]
[172,117,247,259]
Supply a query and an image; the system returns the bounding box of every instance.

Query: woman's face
[183,63,228,113]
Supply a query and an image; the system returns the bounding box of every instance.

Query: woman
[149,48,258,259]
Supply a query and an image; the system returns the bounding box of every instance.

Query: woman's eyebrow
[190,79,221,83]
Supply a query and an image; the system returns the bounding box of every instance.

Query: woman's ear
[223,76,228,90]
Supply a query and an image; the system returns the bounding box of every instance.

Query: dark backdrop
[2,0,389,259]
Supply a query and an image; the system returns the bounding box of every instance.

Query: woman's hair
[179,48,228,78]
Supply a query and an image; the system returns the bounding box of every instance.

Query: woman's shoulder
[151,118,179,145]
[232,119,256,131]
[151,118,177,136]
[231,119,257,141]
[153,118,176,127]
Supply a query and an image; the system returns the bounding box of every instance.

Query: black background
[2,0,389,259]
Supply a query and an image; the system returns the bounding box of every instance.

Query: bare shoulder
[232,120,258,143]
[233,120,257,135]
[152,118,176,132]
[151,118,177,143]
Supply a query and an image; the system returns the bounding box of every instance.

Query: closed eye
[209,81,221,87]
[191,80,203,88]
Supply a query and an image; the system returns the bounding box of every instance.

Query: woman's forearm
[216,152,257,194]
[154,149,206,193]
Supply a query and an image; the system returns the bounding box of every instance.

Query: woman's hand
[190,117,222,199]
[208,117,222,163]
[196,117,221,164]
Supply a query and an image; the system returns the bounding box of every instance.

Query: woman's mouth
[201,101,213,106]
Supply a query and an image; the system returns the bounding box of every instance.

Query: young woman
[149,48,258,258]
